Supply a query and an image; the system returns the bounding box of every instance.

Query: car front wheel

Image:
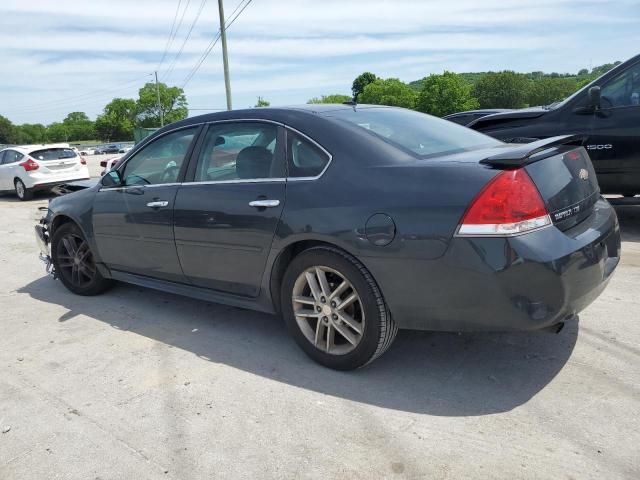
[51,222,114,296]
[281,246,397,370]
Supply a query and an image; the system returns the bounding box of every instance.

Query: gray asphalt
[0,185,638,479]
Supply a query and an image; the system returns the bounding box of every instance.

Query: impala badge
[579,169,589,181]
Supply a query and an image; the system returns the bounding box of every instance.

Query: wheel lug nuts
[320,297,326,303]
[332,314,338,320]
[330,301,336,308]
[316,306,322,312]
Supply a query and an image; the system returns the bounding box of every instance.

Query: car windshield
[325,107,501,158]
[29,148,77,160]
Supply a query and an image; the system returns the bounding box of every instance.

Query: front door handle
[249,199,280,208]
[146,200,169,208]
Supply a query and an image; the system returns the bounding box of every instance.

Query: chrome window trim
[182,178,286,186]
[100,182,182,192]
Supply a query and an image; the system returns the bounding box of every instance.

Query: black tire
[51,222,114,296]
[281,246,397,370]
[14,178,33,201]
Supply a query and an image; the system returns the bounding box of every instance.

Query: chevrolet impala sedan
[35,105,621,370]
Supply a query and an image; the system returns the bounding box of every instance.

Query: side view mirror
[587,86,601,109]
[101,170,122,187]
[573,86,602,115]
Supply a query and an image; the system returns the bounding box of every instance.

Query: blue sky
[1,0,639,124]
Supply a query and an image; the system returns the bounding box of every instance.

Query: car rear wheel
[51,222,114,296]
[281,246,397,370]
[14,179,33,201]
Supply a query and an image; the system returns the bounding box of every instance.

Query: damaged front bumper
[35,214,54,276]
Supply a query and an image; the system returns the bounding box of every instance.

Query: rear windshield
[30,148,77,160]
[325,107,501,158]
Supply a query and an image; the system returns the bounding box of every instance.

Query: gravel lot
[1,185,638,479]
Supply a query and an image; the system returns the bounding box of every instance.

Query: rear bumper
[367,197,621,331]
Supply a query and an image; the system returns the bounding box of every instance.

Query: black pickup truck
[454,54,640,197]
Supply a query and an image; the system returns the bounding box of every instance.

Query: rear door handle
[249,199,280,208]
[146,201,169,208]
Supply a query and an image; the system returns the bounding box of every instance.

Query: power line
[162,0,209,81]
[157,0,183,70]
[9,74,153,115]
[180,0,252,89]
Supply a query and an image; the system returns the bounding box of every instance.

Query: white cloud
[1,0,638,123]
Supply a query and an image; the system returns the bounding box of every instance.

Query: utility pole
[154,71,164,127]
[217,0,232,110]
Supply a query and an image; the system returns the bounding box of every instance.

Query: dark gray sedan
[35,105,621,370]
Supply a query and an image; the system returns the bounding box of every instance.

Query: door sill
[109,270,274,314]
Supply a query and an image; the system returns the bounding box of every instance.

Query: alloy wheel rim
[292,266,365,355]
[56,233,96,287]
[15,181,24,198]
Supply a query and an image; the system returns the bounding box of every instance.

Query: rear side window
[30,148,76,160]
[326,107,500,158]
[2,150,24,164]
[287,132,330,178]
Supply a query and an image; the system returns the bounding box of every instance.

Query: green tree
[352,72,378,100]
[136,82,188,127]
[415,71,479,116]
[255,96,270,107]
[357,78,417,109]
[0,115,17,144]
[14,123,47,144]
[95,98,137,141]
[62,112,96,141]
[307,94,352,104]
[473,71,531,108]
[46,122,70,142]
[528,77,578,106]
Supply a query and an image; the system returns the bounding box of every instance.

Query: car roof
[169,104,394,127]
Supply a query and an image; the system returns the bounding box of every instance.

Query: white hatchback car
[0,143,90,200]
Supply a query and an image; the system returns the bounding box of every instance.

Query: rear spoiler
[480,135,585,168]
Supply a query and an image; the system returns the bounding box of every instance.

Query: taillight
[457,168,551,236]
[19,158,39,172]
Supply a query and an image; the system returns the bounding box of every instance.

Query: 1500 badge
[554,205,581,221]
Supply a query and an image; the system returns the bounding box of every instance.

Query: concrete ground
[0,189,638,479]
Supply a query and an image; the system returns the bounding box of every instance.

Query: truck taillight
[20,158,39,172]
[457,168,551,236]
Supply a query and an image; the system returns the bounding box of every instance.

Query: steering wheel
[161,165,180,184]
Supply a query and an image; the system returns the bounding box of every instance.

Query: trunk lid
[524,147,600,230]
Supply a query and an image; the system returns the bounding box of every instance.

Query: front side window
[287,132,330,178]
[601,62,640,108]
[326,107,500,158]
[122,127,197,186]
[193,122,281,182]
